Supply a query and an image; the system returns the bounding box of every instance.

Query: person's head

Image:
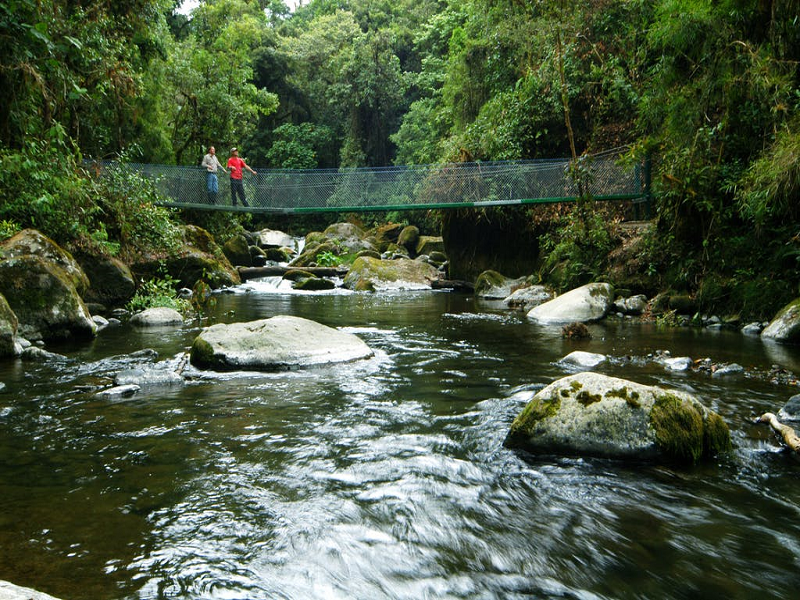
[230,147,239,156]
[208,146,215,155]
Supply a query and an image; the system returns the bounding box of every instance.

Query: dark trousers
[231,179,248,207]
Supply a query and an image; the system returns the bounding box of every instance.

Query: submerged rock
[505,372,731,464]
[779,394,800,422]
[190,315,373,371]
[527,283,615,325]
[114,367,183,387]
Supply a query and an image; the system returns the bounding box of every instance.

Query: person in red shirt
[226,147,257,207]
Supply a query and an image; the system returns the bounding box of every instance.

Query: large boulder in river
[190,315,373,371]
[343,256,439,292]
[505,372,731,464]
[222,234,253,267]
[0,580,63,600]
[474,270,527,299]
[527,282,614,324]
[130,307,184,327]
[74,252,136,307]
[0,229,90,296]
[0,255,96,341]
[292,222,377,267]
[762,298,800,344]
[0,293,18,357]
[133,225,240,290]
[256,228,295,250]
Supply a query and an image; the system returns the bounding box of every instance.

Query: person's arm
[244,161,256,175]
[201,155,212,171]
[217,156,227,174]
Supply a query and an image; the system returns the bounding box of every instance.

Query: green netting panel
[107,155,647,214]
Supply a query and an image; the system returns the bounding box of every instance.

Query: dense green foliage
[1,0,798,318]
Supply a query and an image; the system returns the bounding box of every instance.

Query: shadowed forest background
[0,0,798,319]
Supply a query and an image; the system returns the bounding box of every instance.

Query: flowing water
[1,281,800,599]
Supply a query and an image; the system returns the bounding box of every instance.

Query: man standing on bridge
[201,146,227,204]
[227,147,256,207]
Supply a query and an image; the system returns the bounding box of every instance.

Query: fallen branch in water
[757,412,800,453]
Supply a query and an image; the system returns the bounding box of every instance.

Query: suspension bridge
[115,150,651,216]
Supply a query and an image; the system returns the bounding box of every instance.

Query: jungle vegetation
[0,0,798,319]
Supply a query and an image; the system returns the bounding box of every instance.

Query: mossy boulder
[190,315,373,371]
[372,223,404,251]
[416,235,445,256]
[397,225,420,256]
[133,225,240,290]
[292,276,337,291]
[0,229,90,296]
[505,372,731,464]
[762,298,800,344]
[74,252,136,307]
[222,234,253,267]
[343,256,439,292]
[475,270,527,299]
[0,293,18,357]
[0,255,96,342]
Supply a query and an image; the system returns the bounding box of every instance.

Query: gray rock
[0,229,89,296]
[95,384,141,399]
[614,294,648,315]
[475,270,527,300]
[92,315,110,329]
[741,322,763,335]
[504,286,555,311]
[0,255,96,342]
[762,298,800,343]
[559,351,607,370]
[257,228,295,249]
[343,257,439,292]
[505,372,731,464]
[75,253,135,306]
[0,293,17,358]
[712,363,744,377]
[527,283,615,324]
[778,394,800,422]
[129,307,184,327]
[190,315,373,371]
[0,580,63,600]
[663,356,693,372]
[20,346,68,362]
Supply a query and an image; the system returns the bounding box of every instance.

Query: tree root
[757,412,800,453]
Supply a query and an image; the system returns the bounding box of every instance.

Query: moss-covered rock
[0,293,18,357]
[343,256,439,292]
[74,252,136,307]
[0,255,96,342]
[474,270,527,299]
[505,372,731,465]
[397,225,420,256]
[372,223,404,252]
[762,297,800,344]
[416,235,445,256]
[292,276,336,291]
[0,229,90,296]
[222,234,252,267]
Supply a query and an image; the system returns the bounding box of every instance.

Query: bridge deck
[117,153,650,215]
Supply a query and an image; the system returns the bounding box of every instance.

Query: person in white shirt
[201,146,227,204]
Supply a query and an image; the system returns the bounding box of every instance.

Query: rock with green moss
[762,298,800,344]
[190,315,373,371]
[475,270,527,299]
[292,276,336,291]
[222,234,252,267]
[74,252,136,307]
[416,235,444,257]
[0,229,90,296]
[0,293,18,357]
[343,256,439,292]
[504,372,731,464]
[527,282,615,324]
[0,255,96,342]
[397,225,420,256]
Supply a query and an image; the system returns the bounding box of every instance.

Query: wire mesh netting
[109,153,648,214]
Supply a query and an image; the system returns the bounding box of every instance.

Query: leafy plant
[0,220,21,242]
[126,273,190,314]
[315,250,341,267]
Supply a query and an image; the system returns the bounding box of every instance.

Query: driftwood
[429,278,475,291]
[757,412,800,453]
[238,266,349,281]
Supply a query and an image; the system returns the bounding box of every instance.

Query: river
[1,281,799,599]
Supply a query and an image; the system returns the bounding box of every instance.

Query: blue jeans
[206,172,219,192]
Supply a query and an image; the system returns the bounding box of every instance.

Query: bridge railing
[107,152,650,215]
